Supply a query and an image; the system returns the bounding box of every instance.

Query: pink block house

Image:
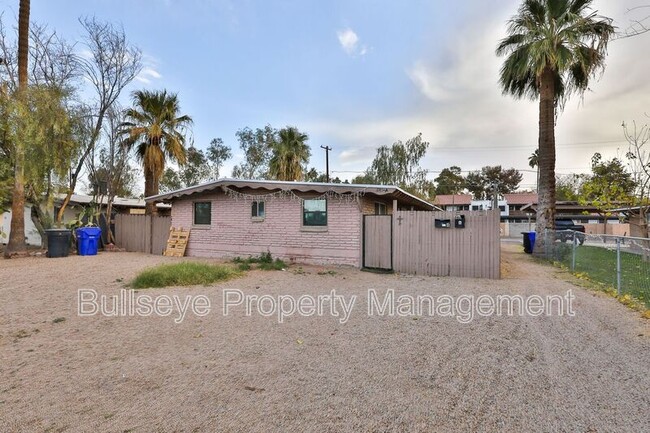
[146,179,435,267]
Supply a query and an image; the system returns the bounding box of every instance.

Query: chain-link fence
[541,230,650,307]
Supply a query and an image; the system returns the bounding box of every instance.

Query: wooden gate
[363,215,393,270]
[393,210,500,279]
[114,214,172,255]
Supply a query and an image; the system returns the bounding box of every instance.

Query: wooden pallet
[163,227,190,257]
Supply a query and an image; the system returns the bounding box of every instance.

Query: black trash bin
[46,229,72,258]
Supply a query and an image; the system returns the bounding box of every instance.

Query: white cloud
[135,66,162,85]
[307,1,650,187]
[337,28,368,57]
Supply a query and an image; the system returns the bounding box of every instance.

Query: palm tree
[122,90,192,214]
[528,149,540,193]
[269,127,310,181]
[5,0,30,257]
[497,0,614,250]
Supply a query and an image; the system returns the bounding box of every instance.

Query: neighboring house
[1,194,170,246]
[433,194,472,211]
[470,200,509,218]
[146,179,437,266]
[503,193,538,221]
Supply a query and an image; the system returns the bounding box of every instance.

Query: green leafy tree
[231,125,276,179]
[159,139,232,192]
[465,166,523,199]
[159,167,182,193]
[304,168,344,183]
[555,174,584,201]
[434,166,465,195]
[206,138,232,179]
[351,173,376,185]
[122,90,193,215]
[579,153,636,209]
[268,127,311,181]
[497,0,615,249]
[362,133,434,198]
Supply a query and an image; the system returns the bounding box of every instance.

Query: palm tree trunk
[5,0,30,258]
[535,66,557,254]
[144,164,155,216]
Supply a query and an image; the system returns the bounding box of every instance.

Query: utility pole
[492,182,499,214]
[320,145,332,182]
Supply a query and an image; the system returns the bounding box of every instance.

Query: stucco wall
[171,192,363,266]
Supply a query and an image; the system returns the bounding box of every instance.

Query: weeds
[232,251,286,271]
[131,262,241,289]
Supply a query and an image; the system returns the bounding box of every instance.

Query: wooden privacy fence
[362,210,500,279]
[114,214,171,255]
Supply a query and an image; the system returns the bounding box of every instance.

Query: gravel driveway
[1,246,648,432]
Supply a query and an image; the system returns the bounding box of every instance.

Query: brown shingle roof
[433,194,472,206]
[504,193,538,205]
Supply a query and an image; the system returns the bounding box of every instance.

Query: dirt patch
[1,249,648,432]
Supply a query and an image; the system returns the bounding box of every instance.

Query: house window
[303,199,327,226]
[499,205,506,212]
[471,205,479,211]
[251,201,265,218]
[193,202,211,225]
[374,202,387,215]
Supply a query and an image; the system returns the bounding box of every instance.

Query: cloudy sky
[1,0,649,189]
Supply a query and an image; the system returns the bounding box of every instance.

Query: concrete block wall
[171,192,363,266]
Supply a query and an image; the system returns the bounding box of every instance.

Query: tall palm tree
[5,0,30,257]
[497,0,614,251]
[122,90,192,214]
[269,127,310,181]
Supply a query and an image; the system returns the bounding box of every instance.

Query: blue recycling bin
[522,231,536,254]
[76,227,102,256]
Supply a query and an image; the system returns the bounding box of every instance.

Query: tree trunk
[4,0,30,258]
[144,164,156,216]
[534,67,557,255]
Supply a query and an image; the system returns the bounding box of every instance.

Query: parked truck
[555,218,586,244]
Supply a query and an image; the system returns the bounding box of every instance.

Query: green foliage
[131,262,242,289]
[304,168,346,183]
[579,153,636,210]
[465,166,523,199]
[360,133,434,198]
[0,86,77,202]
[268,127,311,181]
[434,166,465,195]
[66,203,101,229]
[231,251,287,271]
[159,167,183,193]
[556,174,584,201]
[231,125,277,179]
[161,140,232,190]
[572,246,650,308]
[122,89,193,206]
[206,138,232,179]
[496,0,615,106]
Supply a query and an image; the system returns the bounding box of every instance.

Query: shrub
[231,251,286,271]
[131,262,241,289]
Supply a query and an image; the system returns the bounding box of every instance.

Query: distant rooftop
[503,193,538,205]
[433,194,472,206]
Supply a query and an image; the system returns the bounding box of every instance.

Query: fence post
[571,231,577,271]
[616,237,622,296]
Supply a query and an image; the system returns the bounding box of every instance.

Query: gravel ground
[1,246,648,432]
